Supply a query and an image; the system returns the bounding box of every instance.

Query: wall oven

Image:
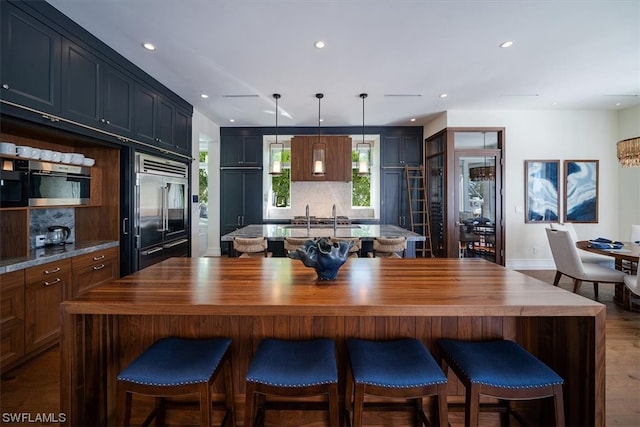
[0,157,29,207]
[27,160,91,206]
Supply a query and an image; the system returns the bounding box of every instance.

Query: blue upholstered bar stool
[438,339,565,427]
[116,337,235,427]
[244,338,339,427]
[345,338,449,427]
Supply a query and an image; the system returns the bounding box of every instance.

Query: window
[352,149,371,207]
[270,146,291,207]
[198,151,208,218]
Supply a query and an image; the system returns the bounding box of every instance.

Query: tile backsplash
[29,208,75,247]
[266,181,375,220]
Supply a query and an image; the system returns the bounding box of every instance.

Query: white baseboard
[507,258,556,270]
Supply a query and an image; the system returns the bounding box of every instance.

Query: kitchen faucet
[332,204,337,232]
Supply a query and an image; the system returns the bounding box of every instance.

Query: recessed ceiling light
[615,102,622,106]
[410,118,416,122]
[500,41,514,48]
[439,93,448,98]
[314,41,326,49]
[200,94,209,99]
[229,119,235,123]
[142,42,156,51]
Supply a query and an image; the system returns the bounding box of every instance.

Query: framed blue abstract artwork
[564,160,599,223]
[525,160,560,223]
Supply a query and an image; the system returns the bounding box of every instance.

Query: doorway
[425,128,505,265]
[455,150,502,264]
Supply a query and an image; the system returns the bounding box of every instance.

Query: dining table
[576,240,639,306]
[576,240,640,269]
[60,256,605,426]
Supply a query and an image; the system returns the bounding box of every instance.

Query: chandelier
[469,132,495,181]
[617,137,640,167]
[469,165,495,181]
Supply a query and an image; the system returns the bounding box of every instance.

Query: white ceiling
[46,0,640,128]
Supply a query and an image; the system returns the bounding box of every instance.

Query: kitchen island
[61,257,604,426]
[221,224,425,257]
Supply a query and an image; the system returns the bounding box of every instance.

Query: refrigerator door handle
[159,186,167,232]
[164,186,169,231]
[163,238,189,249]
[141,246,163,256]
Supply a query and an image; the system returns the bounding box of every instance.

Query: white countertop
[221,224,425,241]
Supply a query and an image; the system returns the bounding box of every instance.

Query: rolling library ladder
[405,165,434,257]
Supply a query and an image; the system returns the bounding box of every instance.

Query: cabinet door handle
[44,267,61,275]
[122,217,128,235]
[93,255,105,261]
[44,278,61,286]
[93,264,105,271]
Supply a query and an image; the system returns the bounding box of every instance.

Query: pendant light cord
[360,93,367,143]
[273,93,280,143]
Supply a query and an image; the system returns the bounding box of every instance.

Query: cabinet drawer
[25,259,71,285]
[72,247,119,270]
[71,247,119,297]
[1,270,25,325]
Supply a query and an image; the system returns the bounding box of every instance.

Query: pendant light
[356,93,371,176]
[312,93,326,176]
[469,132,496,181]
[268,93,284,175]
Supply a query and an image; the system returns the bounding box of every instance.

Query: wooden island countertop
[61,257,605,426]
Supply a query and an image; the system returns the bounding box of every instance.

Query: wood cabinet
[0,1,61,114]
[0,270,26,370]
[70,246,119,298]
[220,169,262,237]
[25,259,70,353]
[290,135,352,181]
[1,245,117,373]
[220,134,263,166]
[61,39,134,136]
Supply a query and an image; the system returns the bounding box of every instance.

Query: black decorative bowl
[288,237,353,280]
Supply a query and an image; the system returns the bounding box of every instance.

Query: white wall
[431,109,623,269]
[617,105,640,237]
[191,109,221,257]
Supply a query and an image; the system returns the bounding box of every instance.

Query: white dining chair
[550,223,614,268]
[545,228,626,299]
[623,269,640,311]
[630,224,640,242]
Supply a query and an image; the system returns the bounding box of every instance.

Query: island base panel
[61,313,601,426]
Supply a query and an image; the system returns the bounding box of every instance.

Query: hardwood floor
[1,270,638,426]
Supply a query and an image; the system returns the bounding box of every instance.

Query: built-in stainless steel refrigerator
[135,152,189,270]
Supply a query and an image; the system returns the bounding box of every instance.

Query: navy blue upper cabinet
[1,2,61,114]
[1,0,192,158]
[381,134,423,167]
[61,39,134,137]
[134,83,191,156]
[220,135,263,167]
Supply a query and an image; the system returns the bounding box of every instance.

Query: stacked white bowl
[0,142,17,156]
